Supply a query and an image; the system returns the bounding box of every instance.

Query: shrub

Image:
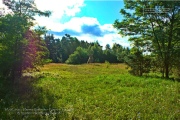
[66,47,89,64]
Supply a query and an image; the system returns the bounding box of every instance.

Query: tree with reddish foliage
[0,0,50,81]
[23,30,49,71]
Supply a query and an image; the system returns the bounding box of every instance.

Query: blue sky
[76,1,124,24]
[1,0,130,48]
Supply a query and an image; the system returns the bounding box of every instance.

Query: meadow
[0,63,179,119]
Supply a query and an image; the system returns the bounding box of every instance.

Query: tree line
[44,34,130,64]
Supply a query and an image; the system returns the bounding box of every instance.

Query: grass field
[0,63,180,119]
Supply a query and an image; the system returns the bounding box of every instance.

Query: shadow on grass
[140,73,180,82]
[0,75,69,120]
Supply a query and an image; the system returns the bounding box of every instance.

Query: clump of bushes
[65,47,89,64]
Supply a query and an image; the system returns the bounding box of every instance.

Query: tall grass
[0,63,179,119]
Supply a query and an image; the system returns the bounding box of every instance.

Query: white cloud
[34,0,86,32]
[100,24,117,33]
[1,0,85,18]
[35,0,85,19]
[0,0,12,15]
[0,0,3,7]
[35,16,100,32]
[63,17,100,32]
[42,15,130,48]
[56,18,130,48]
[34,16,64,31]
[97,34,130,49]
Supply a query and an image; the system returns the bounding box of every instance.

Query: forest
[44,34,130,64]
[0,0,180,119]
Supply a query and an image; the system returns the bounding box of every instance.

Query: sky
[0,0,130,48]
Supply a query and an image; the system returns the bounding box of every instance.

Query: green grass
[0,63,180,119]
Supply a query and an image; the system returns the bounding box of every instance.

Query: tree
[103,44,118,63]
[60,34,80,62]
[88,42,104,63]
[124,41,151,76]
[0,14,30,79]
[23,29,49,71]
[0,0,51,81]
[44,34,62,63]
[65,47,88,64]
[113,0,180,78]
[3,0,50,19]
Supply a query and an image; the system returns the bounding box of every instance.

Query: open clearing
[1,63,180,119]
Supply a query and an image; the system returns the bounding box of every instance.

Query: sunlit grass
[0,63,179,119]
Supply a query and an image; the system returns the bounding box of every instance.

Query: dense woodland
[44,34,130,64]
[0,0,180,82]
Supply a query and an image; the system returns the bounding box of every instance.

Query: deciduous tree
[113,0,180,78]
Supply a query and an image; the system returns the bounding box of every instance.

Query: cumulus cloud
[34,0,85,31]
[0,0,12,15]
[96,34,130,49]
[100,24,117,34]
[0,1,5,8]
[35,0,85,18]
[47,17,118,36]
[45,16,130,48]
[81,24,102,37]
[63,17,100,32]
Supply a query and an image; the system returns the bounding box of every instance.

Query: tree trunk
[162,67,165,78]
[165,60,169,79]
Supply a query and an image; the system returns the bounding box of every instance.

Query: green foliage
[44,35,131,64]
[43,59,53,64]
[87,42,104,63]
[44,34,82,63]
[103,44,117,63]
[23,30,49,70]
[173,69,180,82]
[0,0,51,80]
[113,1,180,79]
[117,48,130,63]
[125,48,151,76]
[66,47,88,64]
[60,34,81,62]
[0,15,49,80]
[0,14,30,79]
[3,0,51,19]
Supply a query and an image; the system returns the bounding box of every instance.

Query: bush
[66,47,89,64]
[43,59,53,64]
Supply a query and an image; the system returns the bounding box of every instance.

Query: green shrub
[66,47,88,64]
